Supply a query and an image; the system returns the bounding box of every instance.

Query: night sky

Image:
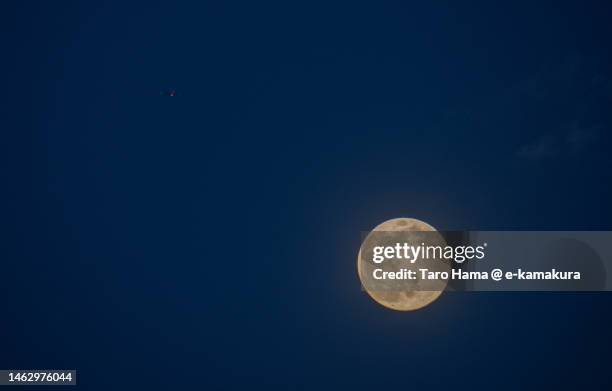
[2,1,612,389]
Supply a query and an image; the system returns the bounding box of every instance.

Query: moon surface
[357,218,450,311]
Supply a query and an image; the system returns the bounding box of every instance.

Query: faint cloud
[566,126,599,155]
[517,125,600,161]
[516,135,559,160]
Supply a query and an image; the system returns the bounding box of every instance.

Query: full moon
[357,218,450,311]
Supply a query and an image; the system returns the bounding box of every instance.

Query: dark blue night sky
[2,1,612,389]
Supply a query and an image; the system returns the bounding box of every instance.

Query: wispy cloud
[566,126,599,155]
[516,125,600,161]
[516,135,559,160]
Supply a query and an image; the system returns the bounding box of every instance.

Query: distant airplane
[161,90,177,97]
